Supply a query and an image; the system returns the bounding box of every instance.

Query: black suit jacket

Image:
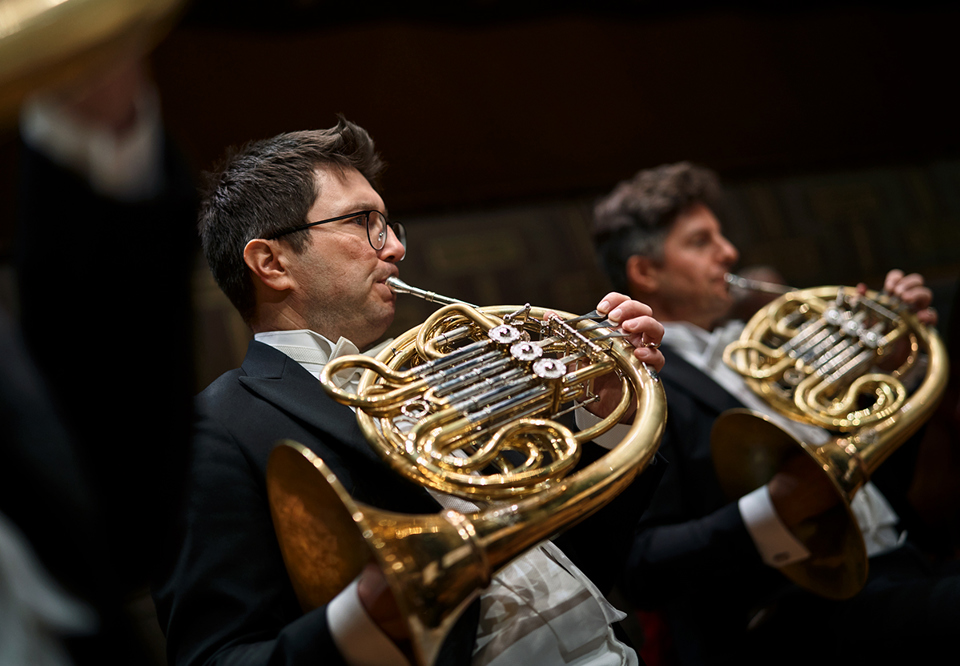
[622,350,786,664]
[154,340,665,666]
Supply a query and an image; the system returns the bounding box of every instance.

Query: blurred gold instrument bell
[267,278,667,665]
[0,0,187,123]
[712,280,948,599]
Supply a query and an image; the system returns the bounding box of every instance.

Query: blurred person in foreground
[2,56,196,664]
[592,162,960,665]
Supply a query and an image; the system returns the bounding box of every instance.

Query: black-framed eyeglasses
[266,210,406,253]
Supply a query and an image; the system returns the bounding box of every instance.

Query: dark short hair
[592,162,722,293]
[198,117,385,322]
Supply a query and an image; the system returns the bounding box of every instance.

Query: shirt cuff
[574,406,628,451]
[327,577,410,666]
[738,485,810,568]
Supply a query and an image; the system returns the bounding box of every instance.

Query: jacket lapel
[660,348,745,417]
[237,340,380,463]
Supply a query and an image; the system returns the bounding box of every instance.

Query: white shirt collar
[253,329,391,390]
[662,320,744,371]
[255,329,357,366]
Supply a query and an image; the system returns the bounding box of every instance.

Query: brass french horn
[712,275,948,599]
[267,278,666,665]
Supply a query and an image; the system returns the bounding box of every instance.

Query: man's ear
[243,239,295,292]
[625,254,660,295]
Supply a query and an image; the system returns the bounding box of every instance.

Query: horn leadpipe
[387,276,478,307]
[725,272,794,295]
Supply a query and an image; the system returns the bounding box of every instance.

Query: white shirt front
[255,330,638,666]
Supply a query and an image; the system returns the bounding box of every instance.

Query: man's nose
[380,225,406,263]
[717,235,739,266]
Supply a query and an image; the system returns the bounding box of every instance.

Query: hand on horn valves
[584,292,665,423]
[863,269,937,371]
[879,268,937,326]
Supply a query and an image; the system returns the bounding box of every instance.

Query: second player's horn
[712,280,947,599]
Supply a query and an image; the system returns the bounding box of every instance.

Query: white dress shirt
[255,330,638,666]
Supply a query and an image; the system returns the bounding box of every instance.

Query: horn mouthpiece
[725,273,794,295]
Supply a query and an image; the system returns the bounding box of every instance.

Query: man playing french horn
[153,119,670,666]
[593,162,959,665]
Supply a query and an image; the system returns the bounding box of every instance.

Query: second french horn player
[591,161,955,666]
